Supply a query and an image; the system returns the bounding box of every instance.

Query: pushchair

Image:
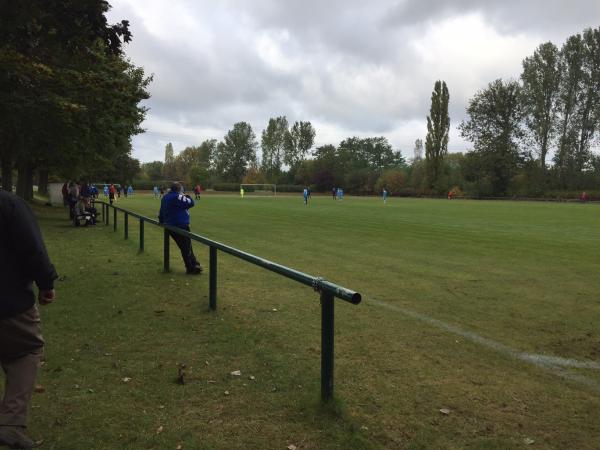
[73,198,97,227]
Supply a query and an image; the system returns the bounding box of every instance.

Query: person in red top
[109,184,116,205]
[194,184,201,200]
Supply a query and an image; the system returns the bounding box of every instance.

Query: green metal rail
[94,200,361,401]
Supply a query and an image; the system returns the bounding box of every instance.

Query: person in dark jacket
[0,191,58,449]
[158,182,202,274]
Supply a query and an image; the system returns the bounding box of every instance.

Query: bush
[213,183,240,192]
[276,185,304,193]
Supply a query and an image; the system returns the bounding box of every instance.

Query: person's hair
[170,182,182,193]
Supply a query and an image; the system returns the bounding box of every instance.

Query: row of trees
[457,27,600,196]
[146,27,599,197]
[0,1,150,199]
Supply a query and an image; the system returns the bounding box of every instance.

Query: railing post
[163,228,170,272]
[105,204,109,225]
[139,219,144,252]
[124,212,128,240]
[113,208,117,232]
[321,291,335,402]
[209,246,217,310]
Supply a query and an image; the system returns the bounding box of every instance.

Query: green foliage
[261,116,288,180]
[375,170,407,195]
[213,122,258,182]
[284,121,316,170]
[213,182,240,191]
[459,79,524,196]
[520,41,560,171]
[425,80,450,190]
[0,1,150,198]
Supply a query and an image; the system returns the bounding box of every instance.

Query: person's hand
[38,289,55,305]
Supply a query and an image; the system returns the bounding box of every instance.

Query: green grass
[22,193,600,449]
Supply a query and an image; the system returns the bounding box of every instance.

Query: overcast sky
[107,0,600,163]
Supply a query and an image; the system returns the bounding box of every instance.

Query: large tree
[520,42,561,174]
[284,121,315,170]
[261,116,288,181]
[214,122,258,182]
[0,0,149,198]
[424,80,450,190]
[459,79,524,195]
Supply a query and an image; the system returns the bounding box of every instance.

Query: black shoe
[186,267,202,275]
[0,426,36,449]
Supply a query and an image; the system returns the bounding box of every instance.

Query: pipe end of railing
[349,292,362,305]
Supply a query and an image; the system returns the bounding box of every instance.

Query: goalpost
[240,183,277,197]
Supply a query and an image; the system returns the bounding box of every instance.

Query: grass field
[23,193,600,449]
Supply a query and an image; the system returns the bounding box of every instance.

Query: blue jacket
[159,191,195,226]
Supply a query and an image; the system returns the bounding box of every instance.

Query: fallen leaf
[287,445,297,450]
[156,425,163,434]
[34,385,45,393]
[524,437,535,445]
[224,391,230,395]
[122,377,132,383]
[272,308,278,312]
[249,375,256,380]
[230,370,242,376]
[360,425,369,431]
[176,445,183,450]
[439,408,451,415]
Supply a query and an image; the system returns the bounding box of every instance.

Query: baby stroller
[73,198,97,227]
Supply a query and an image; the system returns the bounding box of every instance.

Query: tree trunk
[16,161,34,201]
[1,152,13,192]
[38,168,49,196]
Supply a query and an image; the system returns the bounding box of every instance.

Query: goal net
[240,184,277,197]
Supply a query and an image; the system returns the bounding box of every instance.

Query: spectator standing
[158,182,203,274]
[0,191,58,449]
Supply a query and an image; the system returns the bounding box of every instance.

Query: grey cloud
[383,0,600,36]
[108,0,598,161]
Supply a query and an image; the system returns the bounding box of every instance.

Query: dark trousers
[169,225,199,270]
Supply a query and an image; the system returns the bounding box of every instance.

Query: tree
[459,79,524,195]
[214,122,258,182]
[141,161,164,182]
[163,142,176,179]
[413,139,423,162]
[554,33,586,186]
[261,116,288,181]
[0,1,147,199]
[425,80,450,190]
[520,42,561,174]
[284,121,315,170]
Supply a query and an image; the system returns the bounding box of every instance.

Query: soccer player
[127,185,133,197]
[240,187,245,198]
[332,187,336,200]
[383,188,388,204]
[303,187,308,205]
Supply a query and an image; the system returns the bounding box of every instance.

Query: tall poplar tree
[520,42,560,175]
[424,80,450,189]
[261,116,288,181]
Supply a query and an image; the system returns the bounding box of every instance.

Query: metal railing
[93,200,361,401]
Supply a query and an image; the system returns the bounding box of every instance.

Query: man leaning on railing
[158,182,203,275]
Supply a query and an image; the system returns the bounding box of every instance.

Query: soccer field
[37,193,600,449]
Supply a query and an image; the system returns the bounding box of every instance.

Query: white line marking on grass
[368,298,600,391]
